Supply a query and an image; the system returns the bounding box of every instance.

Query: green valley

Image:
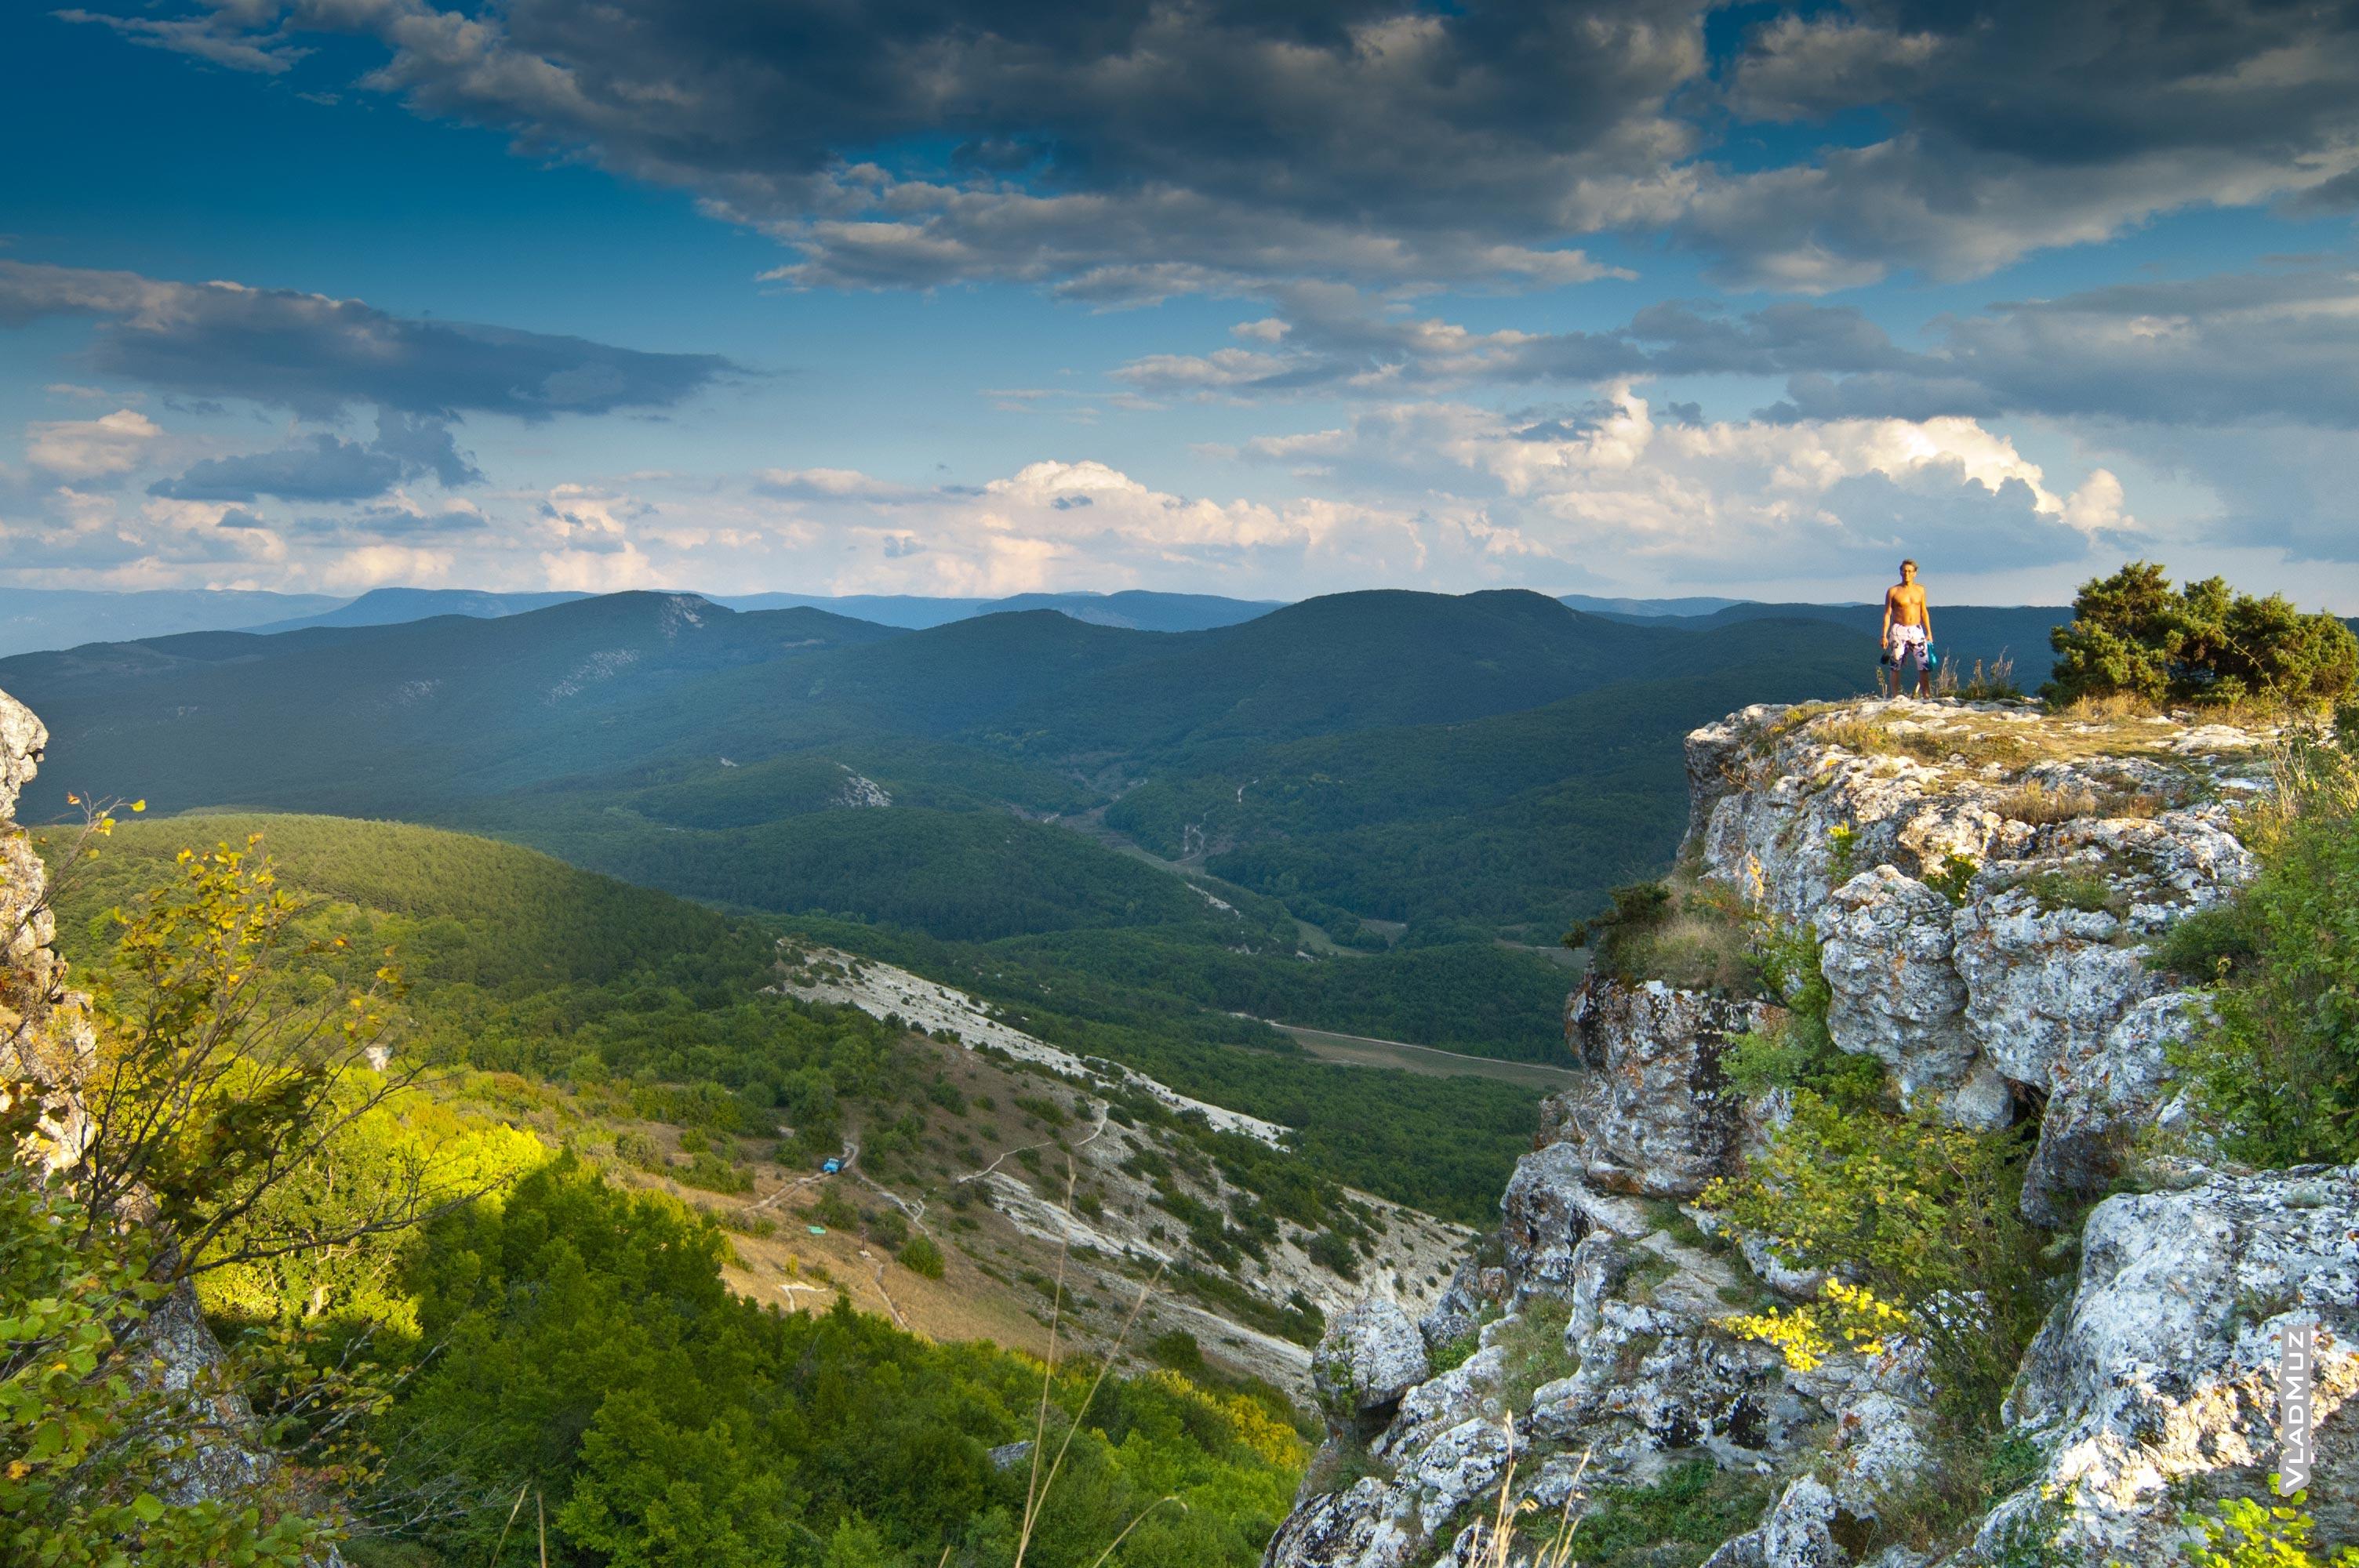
[0,588,1871,1061]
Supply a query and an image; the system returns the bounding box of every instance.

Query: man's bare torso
[1886,582,1928,629]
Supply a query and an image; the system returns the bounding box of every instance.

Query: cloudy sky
[5,2,2357,607]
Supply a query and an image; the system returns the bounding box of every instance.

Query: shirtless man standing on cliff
[1881,559,1933,698]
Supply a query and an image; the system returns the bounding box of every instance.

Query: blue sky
[4,2,2356,607]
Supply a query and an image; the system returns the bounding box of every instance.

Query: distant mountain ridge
[714,587,1283,632]
[0,581,2087,662]
[0,586,1876,952]
[0,587,344,656]
[241,586,591,633]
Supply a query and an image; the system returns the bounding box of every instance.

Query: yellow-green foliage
[375,1159,1307,1567]
[1727,1279,1910,1374]
[1703,1092,2049,1421]
[22,822,1316,1568]
[1,1105,339,1566]
[198,1083,544,1334]
[2186,1493,2359,1568]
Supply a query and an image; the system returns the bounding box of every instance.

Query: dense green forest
[0,589,1872,1059]
[46,815,1539,1225]
[10,821,1311,1567]
[0,590,1866,947]
[369,1160,1307,1567]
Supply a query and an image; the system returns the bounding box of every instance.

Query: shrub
[2016,867,2119,916]
[1704,1093,2052,1423]
[1724,916,1886,1110]
[1145,1329,1205,1373]
[675,1149,753,1194]
[1568,877,1754,994]
[896,1234,945,1279]
[0,1106,340,1567]
[2175,713,2359,1166]
[612,1129,666,1171]
[1304,1228,1361,1280]
[2186,1492,2359,1568]
[2046,562,2359,708]
[867,1206,911,1249]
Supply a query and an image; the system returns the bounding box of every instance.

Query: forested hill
[0,587,1880,1064]
[0,586,1859,820]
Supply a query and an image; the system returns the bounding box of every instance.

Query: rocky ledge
[1267,697,2351,1568]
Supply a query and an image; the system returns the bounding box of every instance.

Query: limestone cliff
[1267,696,2353,1568]
[2,688,97,1171]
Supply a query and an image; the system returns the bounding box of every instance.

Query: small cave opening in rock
[2010,1080,2049,1132]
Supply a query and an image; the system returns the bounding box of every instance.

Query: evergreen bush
[2045,562,2357,708]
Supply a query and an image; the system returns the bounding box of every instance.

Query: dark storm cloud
[64,1,2359,292]
[1694,1,2359,286]
[0,262,736,420]
[59,0,1688,292]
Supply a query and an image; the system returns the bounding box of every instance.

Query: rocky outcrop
[1557,980,1776,1197]
[1,688,96,1172]
[1268,696,2353,1568]
[1,685,336,1555]
[1993,1166,2359,1565]
[1315,1300,1432,1431]
[1271,961,1921,1568]
[1691,699,2267,1221]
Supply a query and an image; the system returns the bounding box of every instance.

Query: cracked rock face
[1997,1167,2359,1566]
[1694,699,2265,1218]
[1560,978,1776,1197]
[1270,697,2346,1568]
[2,686,95,1174]
[1262,1477,1416,1568]
[1314,1299,1433,1431]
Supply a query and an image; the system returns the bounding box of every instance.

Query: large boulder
[1497,1140,1653,1305]
[1561,978,1776,1197]
[1313,1299,1431,1430]
[1816,866,1997,1124]
[1996,1166,2359,1564]
[1259,1477,1416,1568]
[2020,991,2204,1226]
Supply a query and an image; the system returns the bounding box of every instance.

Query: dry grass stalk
[1460,1425,1590,1568]
[2059,691,2162,722]
[1994,780,2099,826]
[1012,1154,1171,1568]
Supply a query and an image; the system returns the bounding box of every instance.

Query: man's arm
[1919,591,1931,644]
[1881,587,1894,641]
